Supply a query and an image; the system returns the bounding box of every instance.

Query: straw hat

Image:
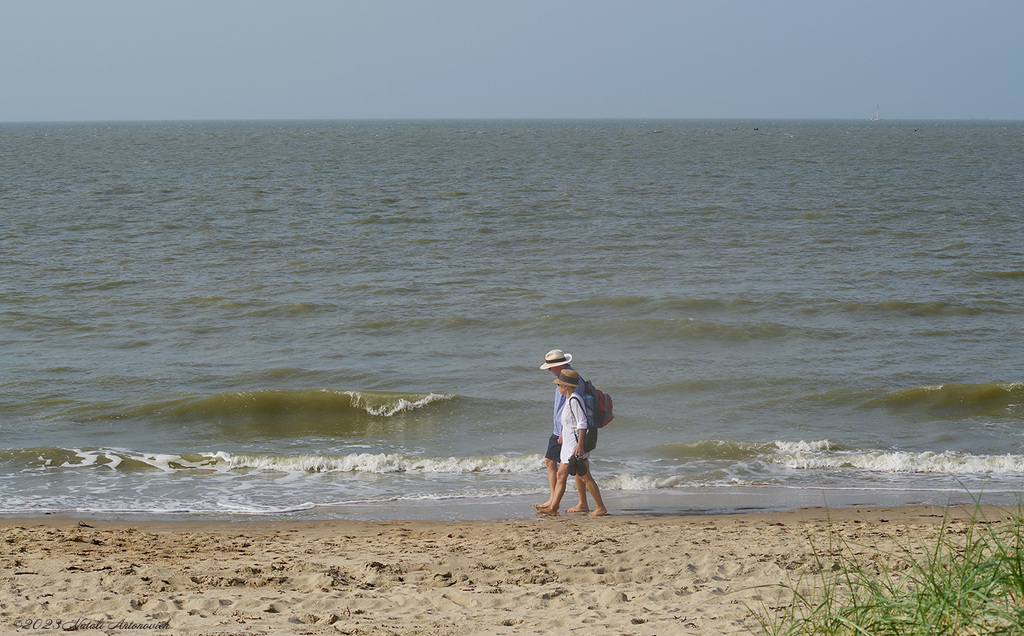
[553,368,581,388]
[540,349,572,369]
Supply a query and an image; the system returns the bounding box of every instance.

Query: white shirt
[559,394,589,463]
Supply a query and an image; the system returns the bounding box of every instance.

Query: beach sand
[1,505,1015,635]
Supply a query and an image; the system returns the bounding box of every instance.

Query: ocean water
[2,119,1023,520]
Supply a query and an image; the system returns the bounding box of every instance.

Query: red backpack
[582,380,614,428]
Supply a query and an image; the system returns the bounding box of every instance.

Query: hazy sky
[2,1,1022,122]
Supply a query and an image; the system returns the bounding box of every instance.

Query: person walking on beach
[537,368,607,517]
[536,349,591,514]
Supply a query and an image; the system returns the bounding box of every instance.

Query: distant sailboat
[872,105,880,121]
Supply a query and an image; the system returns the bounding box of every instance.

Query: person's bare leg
[535,457,559,509]
[581,465,607,516]
[565,475,590,513]
[537,465,569,515]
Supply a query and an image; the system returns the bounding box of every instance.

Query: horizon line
[1,115,1018,126]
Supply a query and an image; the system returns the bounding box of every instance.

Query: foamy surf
[220,452,544,475]
[775,446,1024,475]
[5,447,545,476]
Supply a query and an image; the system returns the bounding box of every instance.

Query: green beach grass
[753,504,1024,635]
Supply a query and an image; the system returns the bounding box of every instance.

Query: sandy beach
[0,504,1015,635]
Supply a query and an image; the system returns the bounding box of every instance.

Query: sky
[2,1,1022,122]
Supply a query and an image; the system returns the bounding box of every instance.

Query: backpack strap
[577,386,595,427]
[567,394,588,439]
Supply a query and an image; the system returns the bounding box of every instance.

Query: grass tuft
[751,504,1024,635]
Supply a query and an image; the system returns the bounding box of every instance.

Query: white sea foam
[58,449,233,473]
[218,451,544,475]
[774,439,834,453]
[601,473,663,491]
[773,445,1024,475]
[0,498,319,516]
[346,391,455,417]
[214,501,318,514]
[22,447,544,476]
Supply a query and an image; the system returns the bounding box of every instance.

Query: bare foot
[565,505,590,514]
[534,501,553,510]
[535,505,559,516]
[589,507,608,517]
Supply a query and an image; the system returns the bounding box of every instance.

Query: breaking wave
[867,382,1024,417]
[63,389,458,436]
[655,439,1024,476]
[773,440,1024,475]
[0,447,542,475]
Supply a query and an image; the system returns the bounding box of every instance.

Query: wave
[818,300,1006,316]
[159,389,454,419]
[655,439,782,460]
[0,447,543,476]
[655,297,770,313]
[587,317,793,342]
[0,447,218,472]
[69,389,457,435]
[788,383,1024,417]
[654,438,1024,476]
[0,496,320,516]
[866,382,1024,417]
[982,270,1024,279]
[774,444,1024,475]
[224,452,542,475]
[569,295,650,309]
[572,296,1013,321]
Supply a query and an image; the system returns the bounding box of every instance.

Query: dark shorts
[545,433,561,463]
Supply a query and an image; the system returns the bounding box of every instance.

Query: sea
[2,119,1023,521]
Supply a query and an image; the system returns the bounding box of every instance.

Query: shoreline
[3,503,1019,635]
[2,501,1017,531]
[0,483,1009,524]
